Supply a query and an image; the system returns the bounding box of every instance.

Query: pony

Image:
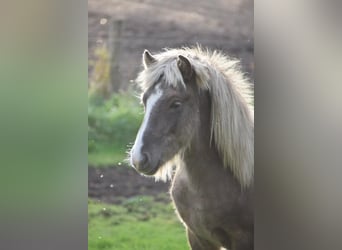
[130,46,254,250]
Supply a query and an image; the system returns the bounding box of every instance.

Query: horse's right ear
[143,50,156,69]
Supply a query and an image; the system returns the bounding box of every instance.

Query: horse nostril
[132,152,150,171]
[140,152,149,168]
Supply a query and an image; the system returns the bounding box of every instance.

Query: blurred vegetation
[88,91,143,166]
[89,45,111,98]
[88,44,143,166]
[88,197,188,250]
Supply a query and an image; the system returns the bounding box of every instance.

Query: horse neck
[181,90,239,189]
[187,90,214,159]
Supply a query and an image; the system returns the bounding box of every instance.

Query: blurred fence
[88,0,254,93]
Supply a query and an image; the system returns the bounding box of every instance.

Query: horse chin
[140,161,162,176]
[142,168,158,176]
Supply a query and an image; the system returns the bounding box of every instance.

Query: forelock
[137,56,186,92]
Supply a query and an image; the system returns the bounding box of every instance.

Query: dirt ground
[88,166,170,204]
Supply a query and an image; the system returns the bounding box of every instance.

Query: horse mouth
[139,160,162,176]
[142,167,158,176]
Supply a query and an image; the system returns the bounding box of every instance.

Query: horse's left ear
[177,55,193,81]
[143,50,157,69]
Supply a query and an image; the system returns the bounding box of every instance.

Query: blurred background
[88,0,253,249]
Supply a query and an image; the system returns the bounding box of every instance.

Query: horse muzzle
[131,150,159,175]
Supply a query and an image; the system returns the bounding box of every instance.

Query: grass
[88,91,143,167]
[88,197,189,250]
[88,142,129,166]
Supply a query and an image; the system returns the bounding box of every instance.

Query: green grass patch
[88,91,143,166]
[88,142,128,166]
[88,197,189,250]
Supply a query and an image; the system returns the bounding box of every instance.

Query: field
[88,165,189,249]
[88,197,188,250]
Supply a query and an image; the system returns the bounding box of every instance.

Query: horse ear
[177,55,193,81]
[143,49,156,69]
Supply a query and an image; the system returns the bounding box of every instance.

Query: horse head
[130,50,200,178]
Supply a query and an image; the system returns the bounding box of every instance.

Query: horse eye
[170,101,182,109]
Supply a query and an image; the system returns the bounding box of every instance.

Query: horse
[130,46,254,250]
